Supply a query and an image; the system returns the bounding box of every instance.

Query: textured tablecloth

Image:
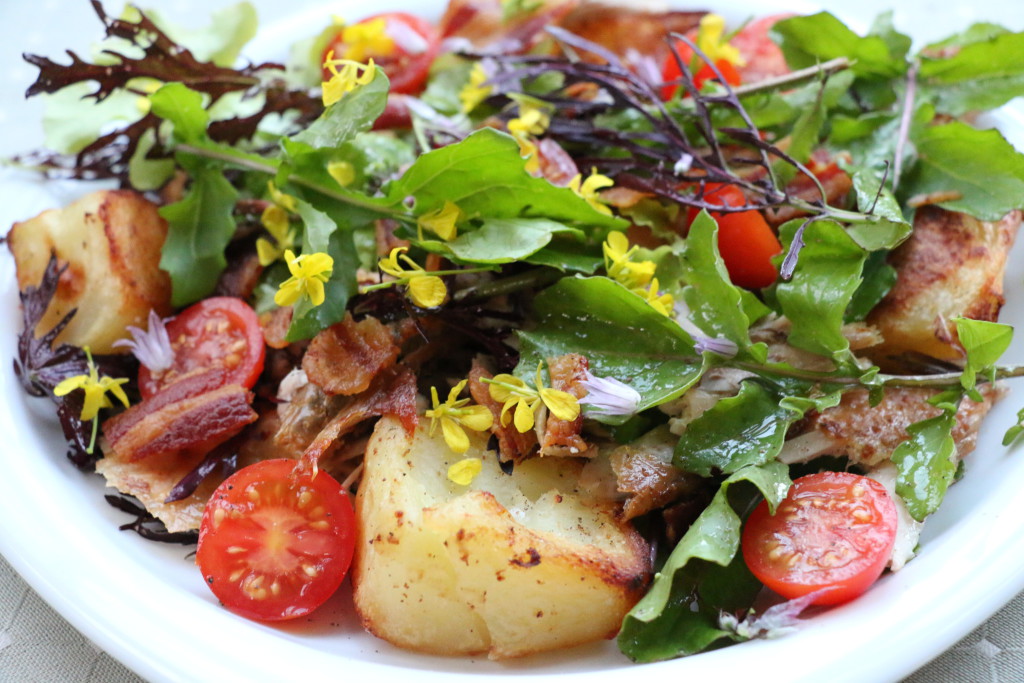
[0,550,1021,682]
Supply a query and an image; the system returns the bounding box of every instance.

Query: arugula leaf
[892,409,958,522]
[918,30,1024,116]
[771,12,907,79]
[290,70,390,149]
[680,211,757,354]
[517,277,702,417]
[1003,406,1024,447]
[673,381,800,477]
[158,160,239,306]
[900,121,1024,221]
[955,318,1013,394]
[845,250,896,323]
[846,169,913,250]
[440,218,583,264]
[774,219,866,364]
[618,462,792,662]
[386,128,628,229]
[149,82,209,143]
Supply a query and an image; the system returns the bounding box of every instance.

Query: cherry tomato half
[322,12,440,95]
[197,459,357,621]
[741,472,898,606]
[686,183,782,290]
[139,296,265,399]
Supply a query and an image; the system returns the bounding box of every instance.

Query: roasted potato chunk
[7,189,172,353]
[353,417,651,660]
[867,206,1020,365]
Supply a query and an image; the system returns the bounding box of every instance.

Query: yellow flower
[603,231,656,290]
[507,103,550,138]
[448,458,483,486]
[696,14,746,68]
[53,347,130,454]
[256,182,299,267]
[485,363,580,434]
[515,135,541,175]
[569,168,615,216]
[321,51,377,107]
[274,250,334,307]
[53,349,130,423]
[426,380,494,454]
[459,62,493,113]
[377,247,448,308]
[327,160,356,188]
[636,277,674,316]
[340,17,395,62]
[417,201,462,241]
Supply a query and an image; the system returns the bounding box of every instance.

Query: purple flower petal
[112,309,175,373]
[579,371,641,418]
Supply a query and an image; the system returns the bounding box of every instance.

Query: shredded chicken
[610,425,703,520]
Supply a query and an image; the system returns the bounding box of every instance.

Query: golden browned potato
[353,417,651,660]
[7,189,172,353]
[867,206,1021,365]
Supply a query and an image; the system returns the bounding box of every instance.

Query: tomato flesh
[197,459,356,621]
[741,472,898,606]
[661,42,742,101]
[322,12,439,96]
[685,183,782,290]
[139,296,265,399]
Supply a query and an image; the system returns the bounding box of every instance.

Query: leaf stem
[731,57,852,98]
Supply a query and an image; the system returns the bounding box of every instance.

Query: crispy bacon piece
[302,313,400,396]
[214,247,263,300]
[261,307,293,350]
[469,359,537,462]
[101,370,257,462]
[540,353,591,457]
[300,365,418,470]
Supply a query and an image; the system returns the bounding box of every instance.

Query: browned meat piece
[260,307,293,350]
[540,353,591,457]
[867,207,1021,366]
[468,359,538,462]
[439,0,575,49]
[302,313,400,396]
[783,384,1003,468]
[214,247,263,300]
[101,370,257,463]
[300,365,418,469]
[765,155,854,226]
[610,426,703,520]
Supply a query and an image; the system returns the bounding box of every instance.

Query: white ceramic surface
[2,1,1024,682]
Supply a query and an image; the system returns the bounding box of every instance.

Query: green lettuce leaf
[158,160,239,306]
[775,219,866,364]
[892,409,958,522]
[618,462,792,662]
[918,30,1024,116]
[517,277,701,418]
[771,12,908,79]
[955,318,1013,394]
[900,121,1024,221]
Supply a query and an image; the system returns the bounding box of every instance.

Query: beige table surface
[3,0,1024,682]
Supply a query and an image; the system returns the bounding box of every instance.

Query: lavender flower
[718,589,831,640]
[112,309,174,373]
[579,371,641,418]
[673,301,739,358]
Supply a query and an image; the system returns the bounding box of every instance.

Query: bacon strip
[102,374,257,462]
[540,354,591,457]
[302,313,400,396]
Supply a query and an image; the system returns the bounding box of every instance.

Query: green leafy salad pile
[13,0,1024,664]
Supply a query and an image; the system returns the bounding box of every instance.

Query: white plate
[2,1,1024,682]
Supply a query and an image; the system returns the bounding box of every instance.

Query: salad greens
[12,0,1024,665]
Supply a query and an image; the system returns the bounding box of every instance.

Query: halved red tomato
[139,296,265,399]
[685,183,782,290]
[196,459,357,621]
[661,42,742,101]
[322,12,440,95]
[741,472,898,606]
